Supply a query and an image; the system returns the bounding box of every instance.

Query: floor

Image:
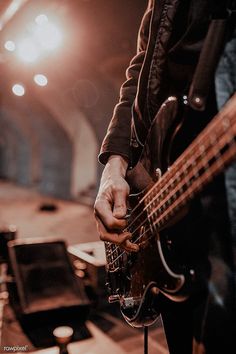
[0,180,169,354]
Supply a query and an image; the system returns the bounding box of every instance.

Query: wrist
[106,155,128,178]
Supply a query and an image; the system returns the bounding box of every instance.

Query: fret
[105,242,121,271]
[182,162,191,189]
[191,159,200,179]
[157,140,236,228]
[222,117,231,131]
[156,140,236,229]
[209,131,223,170]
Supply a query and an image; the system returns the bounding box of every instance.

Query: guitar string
[133,103,235,207]
[106,152,223,267]
[106,110,234,262]
[152,141,236,225]
[107,121,236,266]
[131,106,233,219]
[107,132,236,266]
[145,123,235,222]
[111,104,232,247]
[106,132,215,261]
[104,96,236,262]
[108,138,236,267]
[106,117,236,266]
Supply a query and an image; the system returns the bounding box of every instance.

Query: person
[94,1,236,353]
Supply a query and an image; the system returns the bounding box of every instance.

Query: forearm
[101,155,128,185]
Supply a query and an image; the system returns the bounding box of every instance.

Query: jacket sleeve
[98,0,154,164]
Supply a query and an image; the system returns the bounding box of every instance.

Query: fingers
[113,187,129,219]
[95,216,139,252]
[95,198,127,230]
[93,162,137,252]
[122,239,140,252]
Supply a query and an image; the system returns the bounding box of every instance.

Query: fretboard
[144,94,236,231]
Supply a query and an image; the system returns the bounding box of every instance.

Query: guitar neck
[144,94,236,231]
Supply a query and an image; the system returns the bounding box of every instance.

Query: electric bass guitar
[104,93,236,328]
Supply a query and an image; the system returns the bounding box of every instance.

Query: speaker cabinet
[7,238,91,347]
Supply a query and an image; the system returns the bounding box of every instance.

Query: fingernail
[113,211,125,218]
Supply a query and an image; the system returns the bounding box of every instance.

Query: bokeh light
[34,74,48,86]
[12,83,25,96]
[4,40,16,52]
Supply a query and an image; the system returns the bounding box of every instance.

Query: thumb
[113,191,127,219]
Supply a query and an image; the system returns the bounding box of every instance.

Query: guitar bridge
[122,297,134,308]
[121,296,141,309]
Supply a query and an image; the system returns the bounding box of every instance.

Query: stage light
[17,37,39,63]
[15,15,63,63]
[34,74,48,86]
[33,21,62,51]
[12,84,25,96]
[4,40,16,52]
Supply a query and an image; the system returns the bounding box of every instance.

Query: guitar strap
[188,1,236,111]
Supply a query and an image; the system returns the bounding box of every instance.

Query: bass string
[107,107,235,261]
[138,101,234,205]
[110,137,236,265]
[142,109,233,214]
[146,124,234,223]
[107,154,210,264]
[109,224,155,267]
[108,135,236,266]
[107,139,218,262]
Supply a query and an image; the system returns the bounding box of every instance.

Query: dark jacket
[99,0,233,167]
[98,2,236,351]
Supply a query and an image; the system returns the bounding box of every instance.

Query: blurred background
[0,0,148,248]
[0,0,146,201]
[0,1,169,354]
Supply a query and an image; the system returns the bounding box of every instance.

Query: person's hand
[94,155,139,252]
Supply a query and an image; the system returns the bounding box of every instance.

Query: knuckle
[94,198,105,214]
[111,182,125,194]
[114,186,124,194]
[106,219,116,229]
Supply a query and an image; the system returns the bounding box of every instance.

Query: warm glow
[33,21,62,51]
[17,38,40,63]
[15,15,63,63]
[12,84,25,96]
[34,74,48,86]
[4,40,16,52]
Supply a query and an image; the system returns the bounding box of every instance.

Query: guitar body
[105,94,228,328]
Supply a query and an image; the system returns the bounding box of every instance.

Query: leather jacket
[98,0,233,167]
